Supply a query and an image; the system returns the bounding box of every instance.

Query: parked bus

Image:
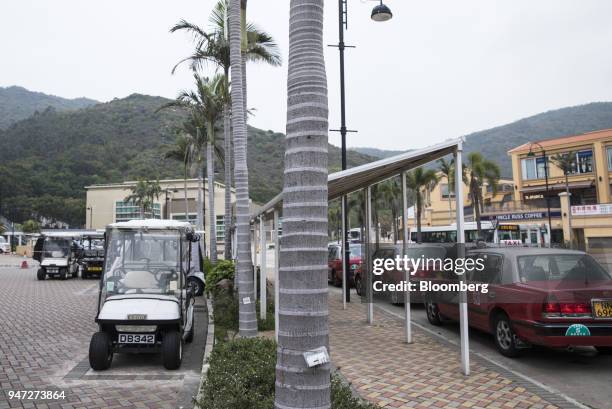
[408,221,495,243]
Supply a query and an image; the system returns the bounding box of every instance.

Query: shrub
[206,259,235,293]
[198,337,276,409]
[212,290,238,343]
[331,374,377,409]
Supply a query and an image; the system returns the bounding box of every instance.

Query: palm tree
[160,74,225,263]
[379,179,401,243]
[125,179,162,219]
[275,1,330,407]
[406,168,439,243]
[171,1,281,260]
[465,152,500,238]
[550,151,577,247]
[229,0,256,338]
[437,158,455,224]
[164,133,193,221]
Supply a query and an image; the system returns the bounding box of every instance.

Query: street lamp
[331,0,393,303]
[371,1,393,22]
[527,142,552,245]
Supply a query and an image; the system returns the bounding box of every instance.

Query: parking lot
[0,255,207,409]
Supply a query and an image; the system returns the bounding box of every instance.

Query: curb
[193,297,215,409]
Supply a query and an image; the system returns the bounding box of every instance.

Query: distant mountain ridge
[0,86,98,129]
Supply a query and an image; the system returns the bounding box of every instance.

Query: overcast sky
[2,1,612,150]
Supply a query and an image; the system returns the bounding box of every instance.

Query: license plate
[118,333,155,344]
[88,267,102,271]
[592,300,612,319]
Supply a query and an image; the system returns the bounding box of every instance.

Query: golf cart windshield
[43,237,72,258]
[102,229,185,297]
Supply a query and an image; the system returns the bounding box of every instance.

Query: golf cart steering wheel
[106,268,127,292]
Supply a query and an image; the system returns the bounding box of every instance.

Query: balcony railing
[481,199,561,214]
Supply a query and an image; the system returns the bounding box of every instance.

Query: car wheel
[36,268,46,281]
[89,332,113,370]
[425,301,443,326]
[187,277,203,296]
[354,274,363,296]
[595,346,612,355]
[162,331,183,370]
[493,313,522,357]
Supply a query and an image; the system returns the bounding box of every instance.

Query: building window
[115,201,161,222]
[171,213,198,224]
[521,157,548,180]
[440,183,455,199]
[216,215,225,242]
[572,150,593,174]
[607,147,612,170]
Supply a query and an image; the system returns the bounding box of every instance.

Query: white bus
[407,221,495,243]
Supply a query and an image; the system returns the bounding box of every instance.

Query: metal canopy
[328,138,461,200]
[251,138,463,219]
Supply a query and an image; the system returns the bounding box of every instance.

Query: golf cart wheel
[162,331,183,370]
[332,271,342,287]
[187,277,203,296]
[425,301,443,326]
[89,332,113,370]
[354,274,363,296]
[72,269,78,279]
[493,313,522,358]
[59,269,67,280]
[82,269,88,279]
[185,322,195,344]
[595,346,612,355]
[36,268,46,281]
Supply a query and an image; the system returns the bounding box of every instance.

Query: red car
[425,247,612,357]
[328,243,362,289]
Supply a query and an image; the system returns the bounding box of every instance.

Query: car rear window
[518,254,611,283]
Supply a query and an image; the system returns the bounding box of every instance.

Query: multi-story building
[85,178,236,259]
[508,128,612,254]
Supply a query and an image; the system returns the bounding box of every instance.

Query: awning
[251,138,463,219]
[520,180,594,193]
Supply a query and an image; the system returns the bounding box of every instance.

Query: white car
[89,220,198,371]
[0,237,10,254]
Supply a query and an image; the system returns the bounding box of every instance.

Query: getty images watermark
[370,253,490,295]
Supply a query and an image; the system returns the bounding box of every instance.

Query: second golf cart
[89,220,198,370]
[33,232,80,280]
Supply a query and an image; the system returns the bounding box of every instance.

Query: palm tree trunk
[183,164,189,221]
[230,0,256,338]
[241,0,248,126]
[207,140,217,264]
[275,1,331,408]
[416,193,422,243]
[224,104,232,260]
[472,179,482,238]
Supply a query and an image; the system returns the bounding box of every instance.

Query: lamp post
[527,142,552,245]
[331,0,392,304]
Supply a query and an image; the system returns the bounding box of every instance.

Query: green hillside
[0,93,374,226]
[0,86,98,129]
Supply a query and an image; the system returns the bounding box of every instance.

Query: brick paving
[328,295,566,409]
[0,256,203,409]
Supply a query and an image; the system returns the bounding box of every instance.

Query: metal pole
[455,145,470,376]
[335,0,351,304]
[341,197,348,310]
[259,215,267,321]
[366,186,373,324]
[253,220,258,302]
[273,209,280,341]
[543,150,552,246]
[401,172,412,343]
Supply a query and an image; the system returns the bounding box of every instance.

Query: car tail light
[543,301,591,318]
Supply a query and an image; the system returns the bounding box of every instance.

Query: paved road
[0,255,207,409]
[349,290,612,409]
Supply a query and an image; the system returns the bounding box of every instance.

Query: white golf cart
[33,232,80,280]
[88,220,198,371]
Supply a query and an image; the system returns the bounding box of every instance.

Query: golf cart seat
[122,270,158,289]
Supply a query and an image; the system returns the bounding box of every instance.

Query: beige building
[508,128,612,252]
[85,178,235,258]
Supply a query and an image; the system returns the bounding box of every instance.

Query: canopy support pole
[259,215,267,321]
[273,209,280,341]
[401,172,412,344]
[455,145,470,376]
[366,186,374,324]
[341,196,347,310]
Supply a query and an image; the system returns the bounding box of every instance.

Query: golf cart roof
[42,231,82,239]
[108,219,193,231]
